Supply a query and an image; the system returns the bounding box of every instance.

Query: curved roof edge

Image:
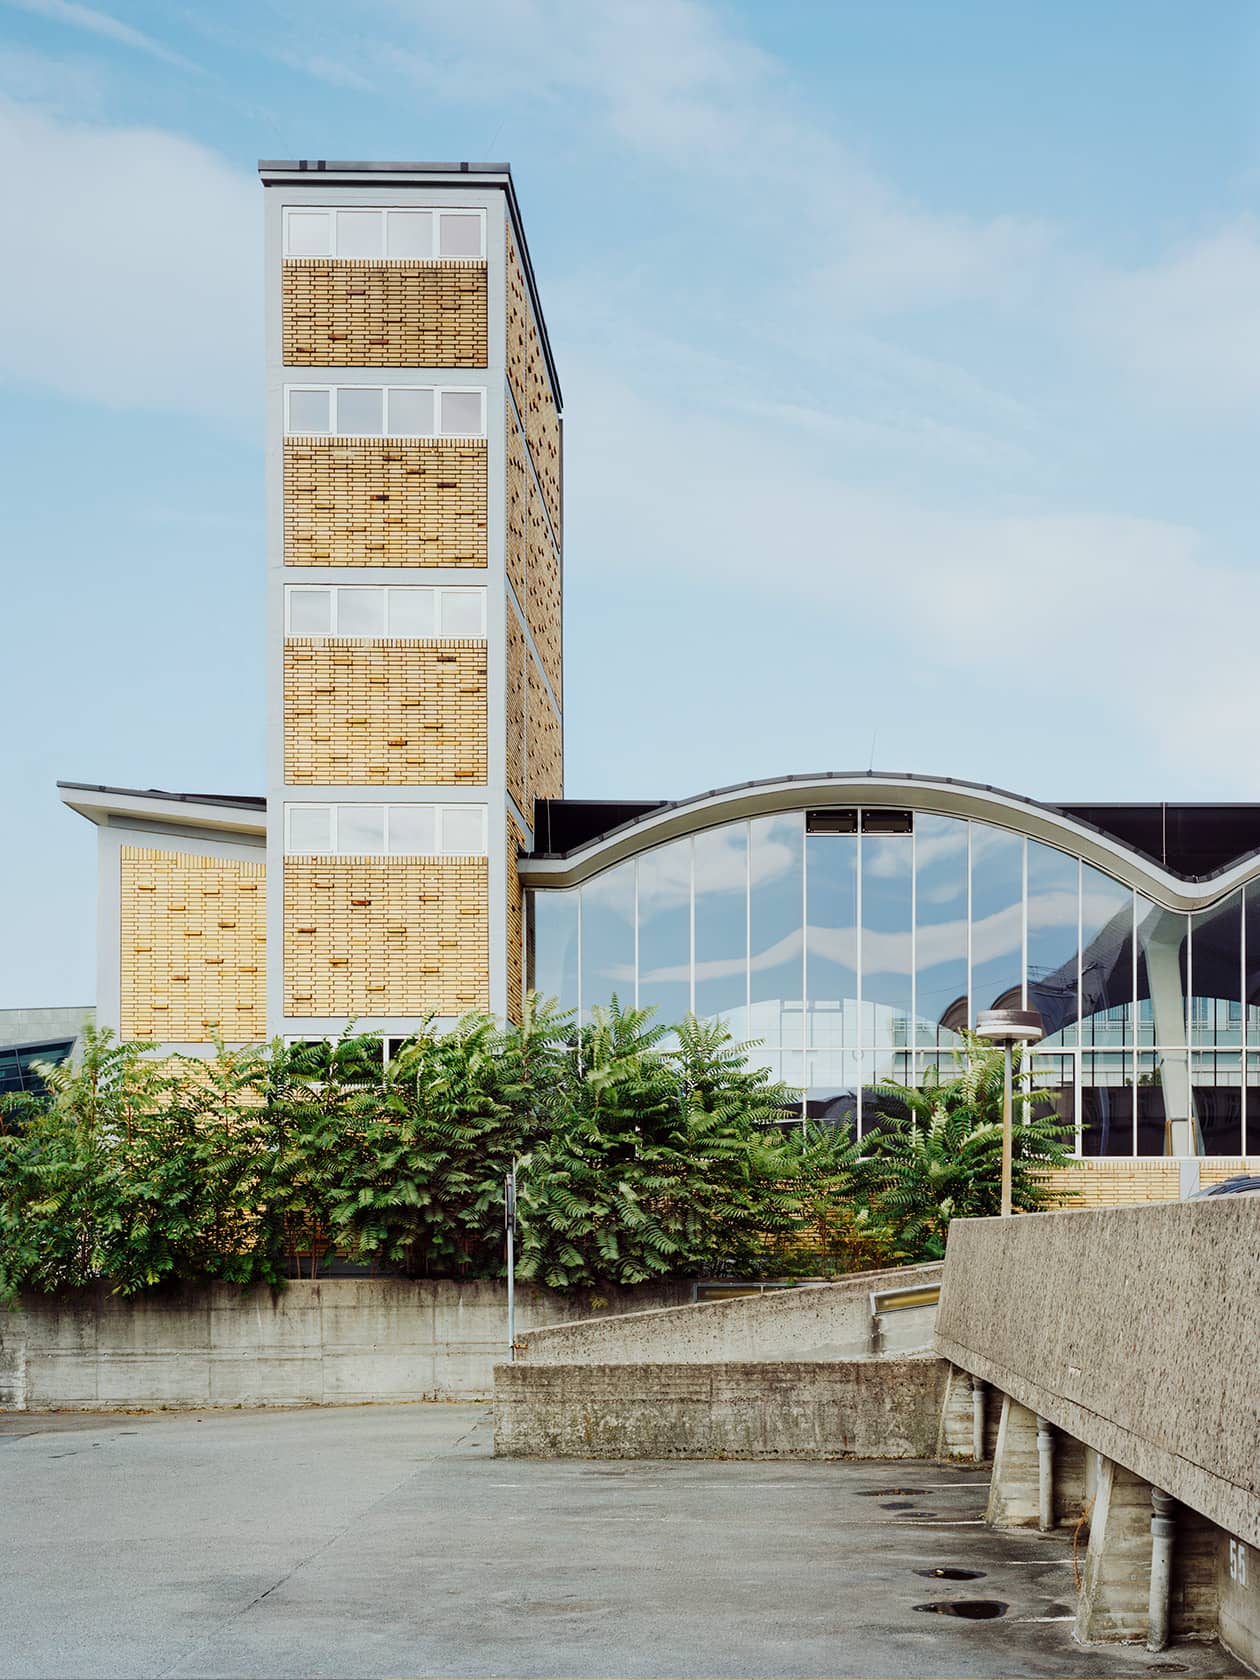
[518,771,1260,911]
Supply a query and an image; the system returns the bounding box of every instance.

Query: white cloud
[3,0,197,70]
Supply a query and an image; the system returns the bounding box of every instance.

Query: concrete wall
[517,1263,942,1366]
[0,1279,688,1411]
[493,1355,947,1461]
[935,1199,1260,1550]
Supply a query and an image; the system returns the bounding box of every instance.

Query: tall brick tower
[260,161,563,1039]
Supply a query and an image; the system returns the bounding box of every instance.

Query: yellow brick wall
[283,639,487,786]
[283,856,488,1017]
[284,438,487,568]
[282,260,487,366]
[120,847,266,1042]
[506,816,526,1024]
[1199,1159,1260,1186]
[505,230,562,544]
[506,608,526,815]
[525,475,562,704]
[527,654,563,807]
[506,407,526,604]
[1043,1161,1181,1207]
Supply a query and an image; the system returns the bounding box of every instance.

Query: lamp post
[975,1007,1044,1217]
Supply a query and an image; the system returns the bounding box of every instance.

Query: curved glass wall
[526,807,1260,1157]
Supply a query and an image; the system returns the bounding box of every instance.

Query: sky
[3,0,1260,1008]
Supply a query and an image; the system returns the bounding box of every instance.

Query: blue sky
[3,0,1260,1007]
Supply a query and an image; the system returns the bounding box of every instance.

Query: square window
[388,805,438,854]
[387,387,435,436]
[441,805,485,855]
[387,210,433,259]
[286,210,332,257]
[288,388,330,434]
[439,212,482,258]
[387,589,437,637]
[287,806,332,853]
[337,589,386,636]
[288,589,333,635]
[439,389,483,436]
[336,387,383,435]
[440,590,485,638]
[338,807,386,854]
[336,210,383,258]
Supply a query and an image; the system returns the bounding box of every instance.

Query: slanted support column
[1037,1415,1055,1533]
[1077,1455,1156,1642]
[986,1395,1041,1528]
[935,1364,980,1461]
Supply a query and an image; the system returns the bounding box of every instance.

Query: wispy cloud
[3,0,198,70]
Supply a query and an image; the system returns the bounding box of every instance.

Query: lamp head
[975,1007,1044,1046]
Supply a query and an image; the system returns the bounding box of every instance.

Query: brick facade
[506,608,527,815]
[506,816,526,1024]
[526,653,563,807]
[282,259,487,367]
[525,475,562,704]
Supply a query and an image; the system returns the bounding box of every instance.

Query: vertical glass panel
[336,209,383,258]
[749,813,804,1053]
[441,805,485,855]
[1248,1053,1260,1156]
[1079,867,1134,1047]
[439,212,482,257]
[862,832,912,1049]
[1080,1050,1133,1157]
[287,388,330,434]
[804,1055,860,1134]
[387,805,437,854]
[387,387,435,436]
[337,588,386,636]
[914,814,968,1048]
[1136,1049,1189,1156]
[387,589,437,637]
[805,830,856,1051]
[1028,1052,1077,1152]
[439,389,483,436]
[861,1050,914,1141]
[286,805,331,853]
[970,825,1024,1017]
[1246,884,1260,1046]
[1191,1051,1243,1156]
[637,839,692,1027]
[286,210,332,256]
[1190,892,1242,1047]
[287,588,332,635]
[1027,843,1079,1046]
[1135,898,1188,1051]
[440,590,485,638]
[386,210,433,259]
[339,806,385,854]
[336,386,384,435]
[580,861,635,1019]
[693,823,748,1028]
[529,889,578,1019]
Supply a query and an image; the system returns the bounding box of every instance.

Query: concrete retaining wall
[493,1355,947,1460]
[0,1279,689,1410]
[517,1263,942,1366]
[935,1199,1260,1549]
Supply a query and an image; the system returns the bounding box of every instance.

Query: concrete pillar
[986,1395,1042,1528]
[935,1364,978,1461]
[1077,1456,1157,1642]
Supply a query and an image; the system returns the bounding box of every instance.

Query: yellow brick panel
[1199,1159,1260,1185]
[284,856,488,1017]
[1041,1161,1181,1207]
[506,230,528,412]
[284,639,487,786]
[284,438,487,568]
[526,475,562,704]
[282,259,487,366]
[505,230,562,544]
[527,653,563,805]
[120,847,266,1042]
[507,816,526,1025]
[506,407,526,604]
[506,608,526,815]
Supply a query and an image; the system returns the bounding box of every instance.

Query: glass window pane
[387,589,437,637]
[439,212,482,257]
[287,806,331,853]
[439,389,483,436]
[337,588,386,636]
[387,805,437,854]
[1029,1051,1077,1152]
[914,814,968,1048]
[750,813,804,1053]
[1192,1051,1242,1156]
[1080,866,1133,1047]
[1246,885,1260,1046]
[439,590,484,638]
[1190,892,1242,1047]
[287,210,332,256]
[637,838,692,1027]
[580,860,635,1020]
[288,589,332,635]
[336,387,383,436]
[1137,1049,1187,1156]
[387,210,433,259]
[336,209,383,258]
[288,388,329,434]
[530,889,579,1018]
[1136,898,1188,1051]
[1081,1051,1133,1157]
[862,832,912,1049]
[971,825,1024,1017]
[806,830,856,1052]
[693,823,748,1028]
[1027,843,1080,1046]
[388,387,435,436]
[339,806,385,854]
[1247,1053,1260,1156]
[441,806,485,854]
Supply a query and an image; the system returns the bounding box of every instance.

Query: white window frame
[284,384,486,439]
[283,205,487,261]
[284,803,488,857]
[284,585,487,639]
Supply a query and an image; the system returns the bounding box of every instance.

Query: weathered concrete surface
[517,1261,942,1366]
[935,1200,1260,1549]
[0,1279,688,1410]
[493,1355,947,1460]
[1219,1528,1260,1672]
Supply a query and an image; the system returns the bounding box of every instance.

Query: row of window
[286,586,486,639]
[286,385,485,439]
[285,803,487,857]
[284,206,486,261]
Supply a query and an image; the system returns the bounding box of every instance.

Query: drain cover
[856,1487,926,1497]
[914,1600,1008,1619]
[880,1500,916,1510]
[915,1568,986,1581]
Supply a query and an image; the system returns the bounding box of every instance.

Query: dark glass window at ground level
[0,1040,74,1098]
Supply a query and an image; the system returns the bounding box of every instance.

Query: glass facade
[527,806,1260,1157]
